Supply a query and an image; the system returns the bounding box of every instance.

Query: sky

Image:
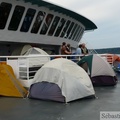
[45,0,120,49]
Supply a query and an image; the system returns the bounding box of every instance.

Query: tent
[11,44,32,55]
[77,54,118,86]
[28,58,95,102]
[22,47,50,67]
[0,63,27,97]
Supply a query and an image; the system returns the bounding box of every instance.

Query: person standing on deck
[76,44,82,55]
[81,43,89,55]
[61,42,71,57]
[66,43,72,59]
[75,44,82,61]
[66,43,72,53]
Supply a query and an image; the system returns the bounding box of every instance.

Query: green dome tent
[77,54,117,86]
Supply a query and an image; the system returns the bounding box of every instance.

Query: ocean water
[94,47,120,54]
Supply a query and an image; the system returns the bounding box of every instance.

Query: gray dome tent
[28,58,95,102]
[11,44,32,55]
[23,47,50,67]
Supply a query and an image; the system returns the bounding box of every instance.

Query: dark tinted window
[54,18,66,37]
[60,20,71,38]
[0,2,12,29]
[72,24,79,40]
[69,24,77,39]
[76,28,84,42]
[31,11,46,34]
[48,16,60,36]
[65,22,74,38]
[20,8,36,32]
[74,26,80,41]
[8,6,25,31]
[40,14,53,35]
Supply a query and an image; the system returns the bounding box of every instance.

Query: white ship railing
[0,54,83,87]
[0,54,114,87]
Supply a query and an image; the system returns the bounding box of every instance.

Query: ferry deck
[0,73,120,120]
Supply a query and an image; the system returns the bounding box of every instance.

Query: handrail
[0,54,83,87]
[0,54,84,58]
[0,54,117,87]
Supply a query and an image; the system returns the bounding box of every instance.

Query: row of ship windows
[0,2,84,42]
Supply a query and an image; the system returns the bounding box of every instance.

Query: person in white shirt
[75,44,82,61]
[76,44,82,55]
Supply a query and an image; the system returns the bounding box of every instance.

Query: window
[48,16,60,36]
[74,25,81,41]
[8,6,25,31]
[31,11,46,34]
[60,20,71,38]
[65,22,74,38]
[69,23,77,39]
[75,27,82,41]
[40,14,54,35]
[54,18,66,37]
[72,24,79,40]
[76,28,84,42]
[20,8,36,32]
[0,2,12,29]
[79,29,84,39]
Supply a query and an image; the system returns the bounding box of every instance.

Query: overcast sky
[46,0,120,49]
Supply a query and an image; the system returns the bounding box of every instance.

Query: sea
[89,47,120,54]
